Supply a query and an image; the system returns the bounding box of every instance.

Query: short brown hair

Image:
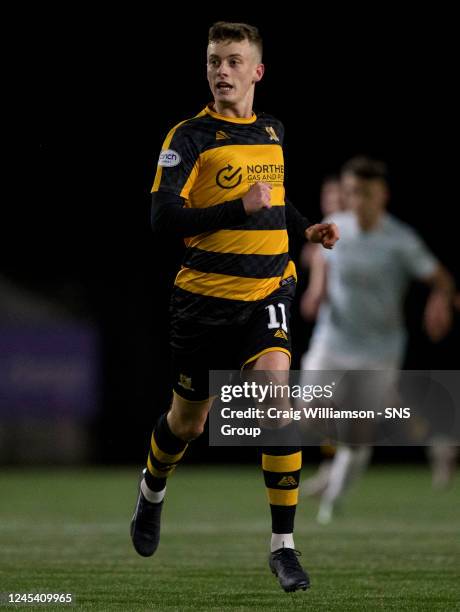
[208,21,263,60]
[341,156,388,182]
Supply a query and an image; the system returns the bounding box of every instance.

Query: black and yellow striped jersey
[152,104,308,324]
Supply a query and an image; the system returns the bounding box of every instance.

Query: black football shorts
[170,281,295,401]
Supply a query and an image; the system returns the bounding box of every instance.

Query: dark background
[12,11,459,463]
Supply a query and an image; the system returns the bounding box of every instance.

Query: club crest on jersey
[158,149,181,167]
[265,126,280,142]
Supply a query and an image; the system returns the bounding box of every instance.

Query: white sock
[271,533,295,552]
[141,478,166,504]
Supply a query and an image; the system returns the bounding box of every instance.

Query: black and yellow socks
[262,444,302,551]
[142,413,188,503]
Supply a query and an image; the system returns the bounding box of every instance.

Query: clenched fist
[305,223,340,249]
[243,182,272,215]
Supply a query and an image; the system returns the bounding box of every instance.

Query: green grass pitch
[0,465,459,611]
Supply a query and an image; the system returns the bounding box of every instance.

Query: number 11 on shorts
[265,303,287,332]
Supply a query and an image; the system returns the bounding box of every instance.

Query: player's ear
[253,63,265,83]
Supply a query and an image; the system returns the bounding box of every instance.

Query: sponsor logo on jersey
[246,163,284,184]
[158,149,181,167]
[216,164,242,189]
[274,329,288,340]
[216,130,231,140]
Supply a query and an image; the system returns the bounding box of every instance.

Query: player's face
[320,181,343,216]
[341,174,388,226]
[207,39,264,113]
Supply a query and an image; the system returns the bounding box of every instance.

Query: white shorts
[299,343,402,444]
[300,342,402,372]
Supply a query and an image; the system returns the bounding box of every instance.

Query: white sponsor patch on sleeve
[158,149,181,167]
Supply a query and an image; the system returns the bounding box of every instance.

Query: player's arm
[152,182,272,238]
[300,248,328,321]
[285,198,340,249]
[421,264,456,342]
[151,192,246,237]
[284,198,313,238]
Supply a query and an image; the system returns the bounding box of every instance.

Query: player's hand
[423,291,453,342]
[305,223,340,249]
[242,182,272,215]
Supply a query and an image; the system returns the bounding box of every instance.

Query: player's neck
[358,213,384,232]
[212,100,254,119]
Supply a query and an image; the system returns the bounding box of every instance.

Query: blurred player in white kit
[300,156,456,523]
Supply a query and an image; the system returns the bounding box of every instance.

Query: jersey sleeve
[151,123,200,199]
[284,197,313,239]
[400,228,438,280]
[151,192,247,238]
